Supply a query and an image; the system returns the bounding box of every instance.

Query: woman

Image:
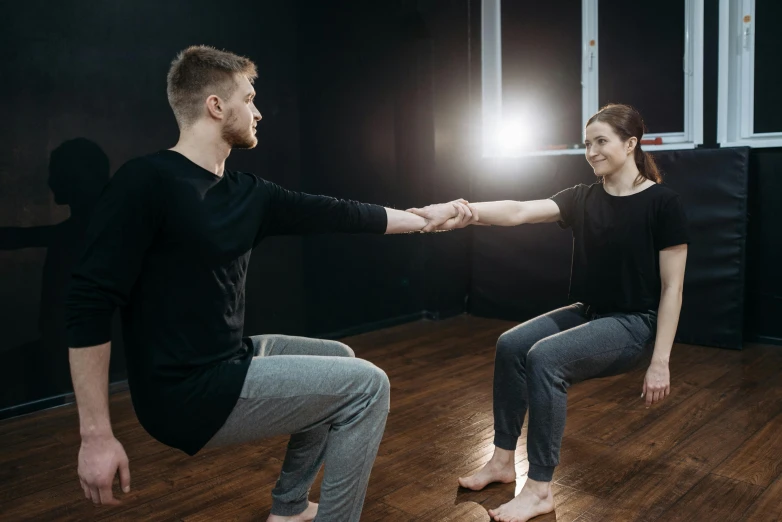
[414,104,689,522]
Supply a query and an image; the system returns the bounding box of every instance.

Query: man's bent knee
[369,364,390,393]
[324,340,355,358]
[365,364,390,410]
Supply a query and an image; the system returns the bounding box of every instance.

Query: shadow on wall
[0,138,118,411]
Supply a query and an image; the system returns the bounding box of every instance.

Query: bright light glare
[497,119,531,154]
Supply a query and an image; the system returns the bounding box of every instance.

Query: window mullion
[739,0,755,138]
[684,0,692,142]
[582,0,598,130]
[717,0,732,144]
[481,0,502,157]
[690,0,705,145]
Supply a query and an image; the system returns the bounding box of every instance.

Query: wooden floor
[2,315,782,521]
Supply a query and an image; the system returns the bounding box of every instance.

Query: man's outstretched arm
[261,179,474,237]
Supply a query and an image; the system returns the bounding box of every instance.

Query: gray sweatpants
[205,335,390,522]
[493,303,657,482]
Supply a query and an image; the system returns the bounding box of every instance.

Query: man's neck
[170,132,231,177]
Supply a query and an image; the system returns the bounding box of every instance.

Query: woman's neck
[603,163,648,196]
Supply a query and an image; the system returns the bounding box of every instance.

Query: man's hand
[407,199,477,232]
[78,435,131,505]
[642,359,671,408]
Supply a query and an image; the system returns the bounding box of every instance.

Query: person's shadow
[0,138,122,413]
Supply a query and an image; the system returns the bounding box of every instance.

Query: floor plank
[712,409,782,487]
[741,473,782,522]
[572,365,782,521]
[656,473,765,522]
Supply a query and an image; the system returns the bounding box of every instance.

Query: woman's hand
[642,359,670,408]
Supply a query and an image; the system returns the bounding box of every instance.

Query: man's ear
[205,95,224,120]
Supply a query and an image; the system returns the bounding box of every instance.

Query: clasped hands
[407,199,480,233]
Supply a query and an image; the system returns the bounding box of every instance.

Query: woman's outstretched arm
[466,199,562,226]
[407,199,561,228]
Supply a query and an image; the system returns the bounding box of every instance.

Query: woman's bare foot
[267,501,318,522]
[458,448,517,491]
[488,479,554,522]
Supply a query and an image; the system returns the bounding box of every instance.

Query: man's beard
[221,110,257,149]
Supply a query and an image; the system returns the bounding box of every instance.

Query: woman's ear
[627,136,638,154]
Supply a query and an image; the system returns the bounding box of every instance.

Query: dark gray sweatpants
[205,335,390,522]
[493,303,657,482]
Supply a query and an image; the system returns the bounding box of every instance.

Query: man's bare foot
[267,501,318,522]
[488,479,554,522]
[458,448,517,491]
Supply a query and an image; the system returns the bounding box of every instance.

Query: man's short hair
[166,45,257,129]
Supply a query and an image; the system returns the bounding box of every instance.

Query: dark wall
[295,0,476,335]
[0,0,475,415]
[422,0,478,317]
[0,0,305,413]
[745,148,782,344]
[296,1,429,336]
[3,0,778,417]
[703,2,782,344]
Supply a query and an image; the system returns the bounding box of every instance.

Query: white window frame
[718,0,782,148]
[482,0,704,157]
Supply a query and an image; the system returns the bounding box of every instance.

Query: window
[483,0,704,157]
[719,0,782,147]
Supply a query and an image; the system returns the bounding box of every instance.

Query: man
[66,45,469,522]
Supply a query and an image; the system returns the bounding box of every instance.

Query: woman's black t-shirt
[550,182,689,314]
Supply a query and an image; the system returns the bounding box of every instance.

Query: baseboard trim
[745,334,782,347]
[0,380,129,423]
[317,311,431,340]
[423,308,465,321]
[0,310,467,423]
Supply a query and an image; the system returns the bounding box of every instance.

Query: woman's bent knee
[496,329,536,362]
[526,341,555,375]
[495,332,516,359]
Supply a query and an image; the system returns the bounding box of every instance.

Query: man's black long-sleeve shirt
[65,150,388,455]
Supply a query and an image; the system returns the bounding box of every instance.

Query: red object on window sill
[640,137,663,145]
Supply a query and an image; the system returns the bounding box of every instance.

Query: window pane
[599,0,685,134]
[501,0,582,147]
[753,0,782,134]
